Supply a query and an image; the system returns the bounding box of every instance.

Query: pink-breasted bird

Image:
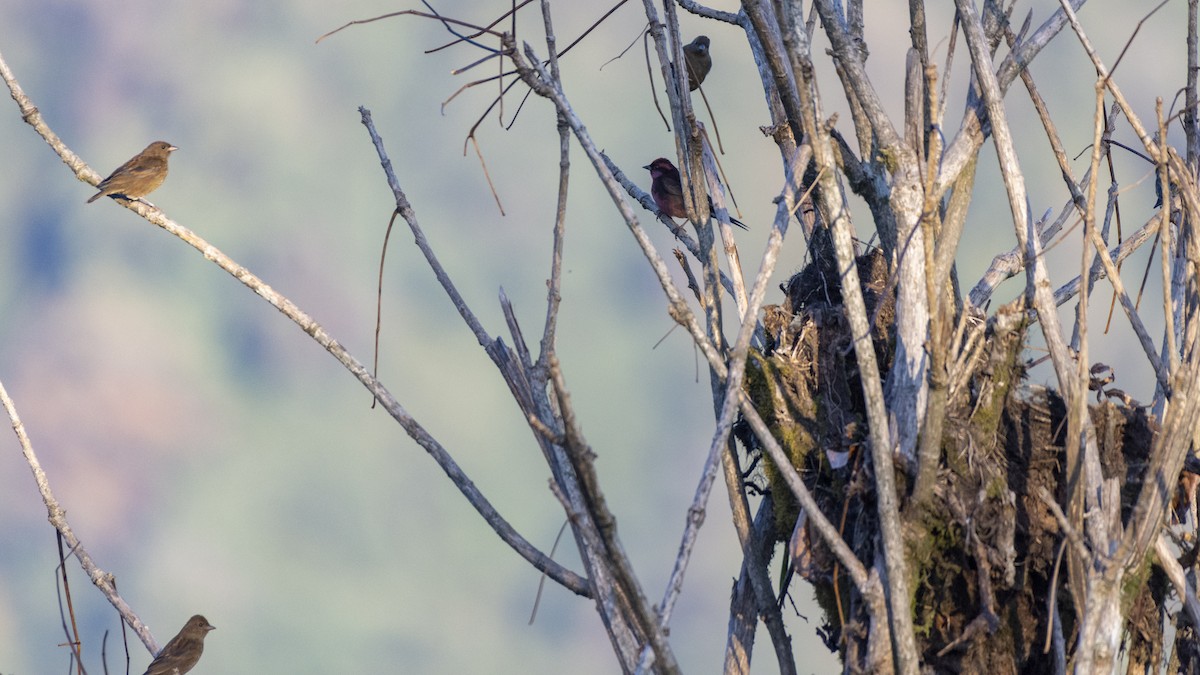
[643,158,746,229]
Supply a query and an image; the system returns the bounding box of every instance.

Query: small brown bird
[142,614,214,675]
[644,157,746,230]
[86,141,178,204]
[683,36,711,91]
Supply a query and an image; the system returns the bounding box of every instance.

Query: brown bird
[86,141,178,204]
[683,36,711,91]
[142,614,214,675]
[644,158,746,230]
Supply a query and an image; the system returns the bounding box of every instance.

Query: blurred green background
[0,1,1186,673]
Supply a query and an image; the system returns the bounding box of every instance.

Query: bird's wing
[661,174,685,200]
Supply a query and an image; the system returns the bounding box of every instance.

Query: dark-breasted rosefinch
[683,36,711,91]
[644,157,746,229]
[142,614,214,675]
[86,141,178,204]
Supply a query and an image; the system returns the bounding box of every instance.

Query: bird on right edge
[644,157,747,230]
[142,614,215,675]
[683,36,711,91]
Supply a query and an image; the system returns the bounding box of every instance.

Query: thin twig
[370,209,399,409]
[56,533,85,675]
[534,0,568,377]
[316,9,504,44]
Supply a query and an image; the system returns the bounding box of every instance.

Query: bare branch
[0,377,159,654]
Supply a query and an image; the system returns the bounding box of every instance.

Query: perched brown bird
[142,614,214,675]
[644,157,746,230]
[86,141,178,204]
[683,36,711,91]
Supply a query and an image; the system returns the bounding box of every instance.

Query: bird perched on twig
[86,141,178,204]
[683,36,711,91]
[142,614,214,675]
[644,157,746,230]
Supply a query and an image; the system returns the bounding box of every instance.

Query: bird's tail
[707,196,747,230]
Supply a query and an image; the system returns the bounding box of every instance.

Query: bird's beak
[168,145,179,152]
[642,164,651,170]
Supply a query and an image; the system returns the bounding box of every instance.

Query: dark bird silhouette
[644,157,746,230]
[143,614,214,675]
[683,36,711,91]
[87,141,177,204]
